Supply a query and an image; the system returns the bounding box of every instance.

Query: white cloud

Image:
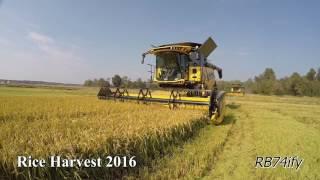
[28,31,54,44]
[27,31,81,64]
[22,31,91,83]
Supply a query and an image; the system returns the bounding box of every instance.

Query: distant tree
[306,68,316,81]
[273,81,284,95]
[315,82,320,96]
[84,79,93,86]
[112,74,122,87]
[121,76,130,88]
[216,67,320,97]
[97,78,110,87]
[97,78,104,87]
[244,78,254,93]
[289,72,304,96]
[93,78,98,86]
[316,68,320,81]
[263,68,277,81]
[254,68,277,95]
[135,78,146,89]
[104,80,111,87]
[278,77,289,94]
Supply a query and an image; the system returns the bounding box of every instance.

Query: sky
[0,0,319,84]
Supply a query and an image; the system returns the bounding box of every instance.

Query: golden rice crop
[0,95,206,179]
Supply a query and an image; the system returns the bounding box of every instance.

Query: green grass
[0,86,319,179]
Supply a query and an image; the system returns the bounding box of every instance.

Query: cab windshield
[156,52,188,81]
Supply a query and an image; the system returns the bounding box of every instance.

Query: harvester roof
[158,42,202,48]
[147,43,197,55]
[141,37,217,64]
[231,83,244,88]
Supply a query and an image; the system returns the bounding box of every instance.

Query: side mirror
[141,54,145,64]
[218,69,222,79]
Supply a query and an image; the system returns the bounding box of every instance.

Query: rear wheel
[209,90,226,125]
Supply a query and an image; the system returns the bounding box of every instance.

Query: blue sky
[0,0,319,83]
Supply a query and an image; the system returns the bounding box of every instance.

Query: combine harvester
[228,83,245,96]
[98,37,226,125]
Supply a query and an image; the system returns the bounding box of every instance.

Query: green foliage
[84,79,93,86]
[273,81,284,95]
[306,68,316,81]
[217,80,242,92]
[84,78,110,87]
[121,76,147,89]
[317,68,320,81]
[289,72,304,96]
[112,74,122,87]
[243,67,320,97]
[253,68,276,95]
[85,75,154,89]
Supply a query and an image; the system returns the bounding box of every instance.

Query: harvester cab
[229,83,245,96]
[142,37,222,93]
[98,37,226,125]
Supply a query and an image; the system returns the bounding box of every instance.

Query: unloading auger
[98,37,226,125]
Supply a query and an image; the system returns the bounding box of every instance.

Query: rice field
[0,87,207,179]
[1,86,320,179]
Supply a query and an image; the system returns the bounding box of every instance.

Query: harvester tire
[209,90,226,125]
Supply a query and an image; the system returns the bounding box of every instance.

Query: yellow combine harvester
[98,37,226,124]
[228,83,245,96]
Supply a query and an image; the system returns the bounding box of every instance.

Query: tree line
[85,67,320,97]
[243,67,320,96]
[84,75,158,89]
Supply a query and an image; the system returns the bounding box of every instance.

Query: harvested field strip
[127,108,237,179]
[204,96,320,179]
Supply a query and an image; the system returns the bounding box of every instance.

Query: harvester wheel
[209,90,226,125]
